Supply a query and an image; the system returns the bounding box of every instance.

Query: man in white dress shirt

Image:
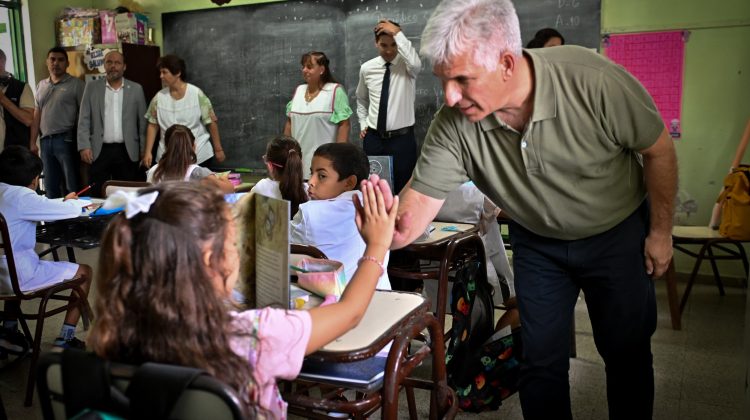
[356,20,421,193]
[77,51,147,197]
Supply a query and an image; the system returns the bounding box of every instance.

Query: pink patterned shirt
[229,308,312,419]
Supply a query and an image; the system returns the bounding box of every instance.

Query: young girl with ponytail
[147,124,234,194]
[250,135,308,217]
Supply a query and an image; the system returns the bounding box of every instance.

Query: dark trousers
[89,143,141,198]
[510,201,656,420]
[362,128,417,194]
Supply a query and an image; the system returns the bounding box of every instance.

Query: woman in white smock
[284,51,352,177]
[142,54,225,168]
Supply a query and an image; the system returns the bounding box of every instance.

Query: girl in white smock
[146,124,234,194]
[249,135,308,217]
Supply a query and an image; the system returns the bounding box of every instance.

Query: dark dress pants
[510,201,656,420]
[89,143,140,197]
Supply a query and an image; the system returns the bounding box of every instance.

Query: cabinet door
[122,43,161,103]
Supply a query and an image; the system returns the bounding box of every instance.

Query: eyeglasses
[262,154,284,169]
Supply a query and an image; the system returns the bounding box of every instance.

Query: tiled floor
[0,245,746,419]
[392,277,747,420]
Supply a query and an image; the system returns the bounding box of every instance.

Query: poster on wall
[604,31,687,139]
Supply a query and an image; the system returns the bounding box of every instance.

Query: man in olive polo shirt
[30,47,85,198]
[389,1,677,419]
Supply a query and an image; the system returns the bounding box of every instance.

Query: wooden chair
[0,213,92,406]
[388,227,486,334]
[36,351,249,420]
[101,180,151,198]
[671,226,749,315]
[283,297,457,419]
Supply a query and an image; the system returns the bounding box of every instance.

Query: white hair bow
[102,190,159,219]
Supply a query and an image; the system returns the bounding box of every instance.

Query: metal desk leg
[65,246,76,263]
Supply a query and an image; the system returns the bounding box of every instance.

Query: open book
[234,193,290,308]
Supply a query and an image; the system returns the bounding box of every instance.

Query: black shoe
[53,336,85,350]
[0,330,30,355]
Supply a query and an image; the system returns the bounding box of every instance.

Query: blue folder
[298,356,387,392]
[90,206,123,217]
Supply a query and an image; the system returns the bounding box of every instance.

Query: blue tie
[377,62,391,133]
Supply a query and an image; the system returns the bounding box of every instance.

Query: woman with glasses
[283,51,352,178]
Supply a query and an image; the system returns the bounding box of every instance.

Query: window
[0,0,26,82]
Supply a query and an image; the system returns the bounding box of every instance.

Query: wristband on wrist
[358,256,384,276]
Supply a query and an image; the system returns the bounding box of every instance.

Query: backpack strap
[61,349,129,418]
[126,363,207,419]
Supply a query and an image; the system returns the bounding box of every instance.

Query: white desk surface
[413,222,475,244]
[319,290,425,353]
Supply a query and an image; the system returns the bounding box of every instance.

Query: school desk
[283,290,456,419]
[388,222,485,332]
[36,199,113,263]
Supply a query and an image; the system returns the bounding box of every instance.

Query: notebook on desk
[298,356,387,392]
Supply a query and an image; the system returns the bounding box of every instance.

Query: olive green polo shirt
[411,45,665,240]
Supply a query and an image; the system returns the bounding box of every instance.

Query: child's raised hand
[353,180,399,250]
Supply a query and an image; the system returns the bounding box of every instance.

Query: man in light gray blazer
[77,51,147,197]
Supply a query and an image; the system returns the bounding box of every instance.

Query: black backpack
[445,260,522,412]
[57,349,235,420]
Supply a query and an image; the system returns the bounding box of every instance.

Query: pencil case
[293,258,347,302]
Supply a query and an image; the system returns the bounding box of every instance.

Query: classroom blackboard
[163,0,600,169]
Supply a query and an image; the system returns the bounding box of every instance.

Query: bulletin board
[604,31,686,138]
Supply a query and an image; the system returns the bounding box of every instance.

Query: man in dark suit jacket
[77,51,147,197]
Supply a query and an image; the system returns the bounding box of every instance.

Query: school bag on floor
[718,165,750,240]
[445,260,522,412]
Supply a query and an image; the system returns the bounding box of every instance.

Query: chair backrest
[102,180,151,198]
[291,243,328,259]
[0,212,26,297]
[37,351,250,420]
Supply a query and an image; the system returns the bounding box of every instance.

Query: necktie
[376,62,391,134]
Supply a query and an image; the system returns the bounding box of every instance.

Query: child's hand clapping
[353,177,399,251]
[360,174,394,211]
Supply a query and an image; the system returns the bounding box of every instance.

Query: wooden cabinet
[64,43,161,102]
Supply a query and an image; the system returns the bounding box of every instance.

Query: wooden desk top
[313,290,428,360]
[672,225,725,239]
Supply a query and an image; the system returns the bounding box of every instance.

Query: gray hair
[420,0,523,71]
